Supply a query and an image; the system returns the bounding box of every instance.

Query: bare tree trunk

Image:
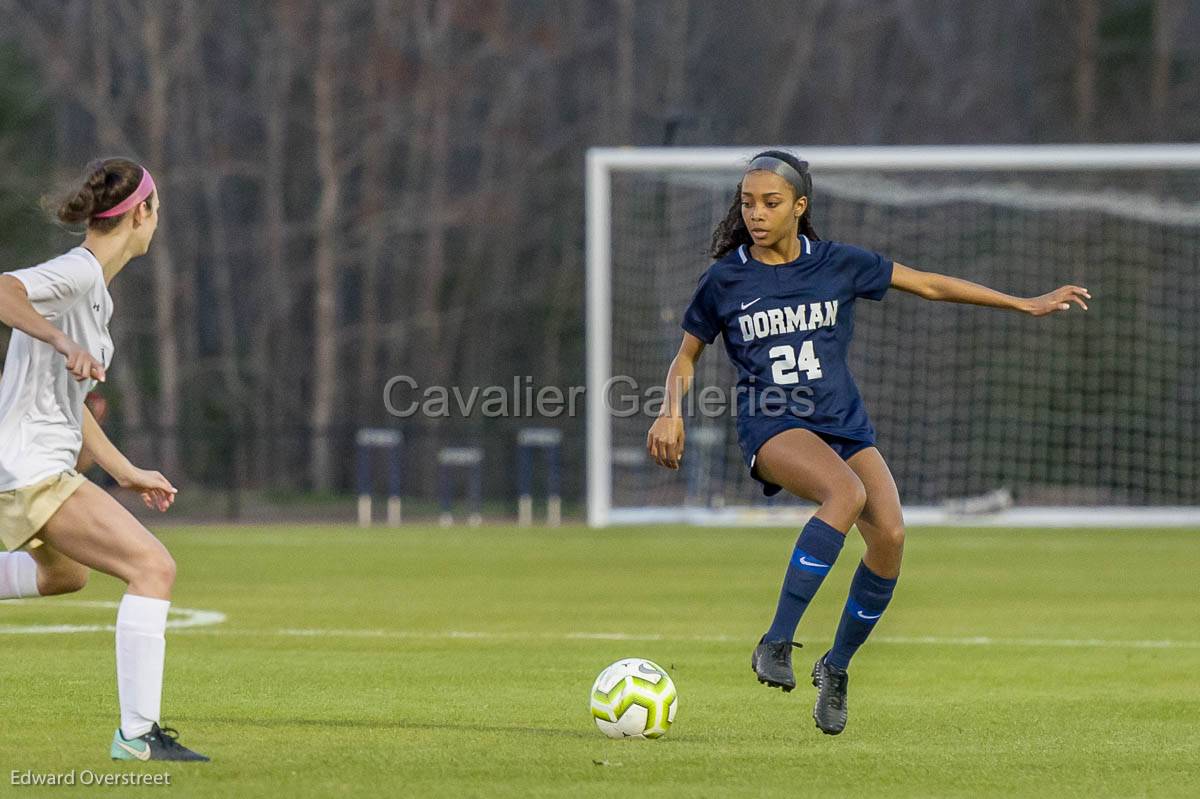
[614,0,635,144]
[311,3,341,491]
[414,1,452,385]
[357,0,400,425]
[440,7,518,385]
[255,5,296,485]
[1074,0,1098,141]
[764,0,825,137]
[88,1,149,464]
[191,97,247,504]
[1151,0,1181,136]
[662,0,691,117]
[141,7,182,478]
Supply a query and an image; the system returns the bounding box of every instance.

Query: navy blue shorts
[745,422,875,498]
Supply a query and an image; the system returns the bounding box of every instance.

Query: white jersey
[0,247,113,491]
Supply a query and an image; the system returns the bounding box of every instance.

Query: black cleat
[811,653,849,735]
[751,637,801,691]
[110,723,210,762]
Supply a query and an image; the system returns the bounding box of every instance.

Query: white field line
[3,605,1197,650]
[0,599,226,635]
[169,626,1200,650]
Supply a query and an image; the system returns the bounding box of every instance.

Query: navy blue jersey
[681,236,893,468]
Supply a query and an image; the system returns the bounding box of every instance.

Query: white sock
[0,551,40,599]
[116,593,170,739]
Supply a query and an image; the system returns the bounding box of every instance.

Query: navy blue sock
[826,561,898,670]
[763,516,846,642]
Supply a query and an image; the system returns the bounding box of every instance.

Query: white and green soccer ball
[589,658,678,739]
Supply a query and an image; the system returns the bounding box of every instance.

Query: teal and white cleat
[110,723,210,762]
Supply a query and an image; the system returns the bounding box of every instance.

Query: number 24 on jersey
[768,341,822,384]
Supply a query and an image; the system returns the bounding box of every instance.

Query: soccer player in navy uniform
[646,151,1090,735]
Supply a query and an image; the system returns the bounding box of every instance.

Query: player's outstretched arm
[81,404,177,512]
[646,332,706,470]
[890,262,1091,317]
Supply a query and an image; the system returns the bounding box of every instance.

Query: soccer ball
[589,658,678,739]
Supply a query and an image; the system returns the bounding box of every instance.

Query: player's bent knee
[130,550,176,595]
[151,553,177,591]
[816,472,865,508]
[816,476,867,530]
[835,476,867,517]
[40,565,89,596]
[871,523,905,556]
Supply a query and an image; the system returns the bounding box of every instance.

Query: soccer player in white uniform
[0,158,207,761]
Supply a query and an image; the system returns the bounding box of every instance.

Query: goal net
[586,146,1200,527]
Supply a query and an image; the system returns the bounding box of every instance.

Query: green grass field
[3,523,1199,798]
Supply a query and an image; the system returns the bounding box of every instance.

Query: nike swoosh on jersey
[117,740,152,761]
[797,556,829,569]
[740,298,762,310]
[855,611,882,620]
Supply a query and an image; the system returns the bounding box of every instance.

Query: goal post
[586,145,1200,528]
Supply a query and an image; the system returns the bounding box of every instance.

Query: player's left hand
[117,467,178,512]
[1024,285,1091,316]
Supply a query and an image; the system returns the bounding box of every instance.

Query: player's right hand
[55,335,105,383]
[647,415,685,470]
[117,466,178,512]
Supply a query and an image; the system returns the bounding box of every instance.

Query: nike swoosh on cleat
[797,557,829,569]
[855,611,882,620]
[116,740,152,761]
[740,298,762,310]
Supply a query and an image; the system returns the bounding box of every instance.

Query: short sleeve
[7,255,98,319]
[681,269,720,344]
[844,244,894,301]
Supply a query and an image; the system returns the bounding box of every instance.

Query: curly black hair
[709,149,819,259]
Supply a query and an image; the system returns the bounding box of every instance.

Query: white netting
[606,165,1200,515]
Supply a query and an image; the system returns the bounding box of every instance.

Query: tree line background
[0,0,1196,519]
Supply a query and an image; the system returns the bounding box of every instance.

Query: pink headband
[93,168,156,219]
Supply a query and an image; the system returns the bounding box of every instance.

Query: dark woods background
[0,0,1196,517]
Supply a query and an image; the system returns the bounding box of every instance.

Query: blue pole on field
[516,428,563,526]
[469,459,483,525]
[386,440,403,525]
[439,461,452,520]
[355,428,403,527]
[437,446,485,527]
[517,445,533,505]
